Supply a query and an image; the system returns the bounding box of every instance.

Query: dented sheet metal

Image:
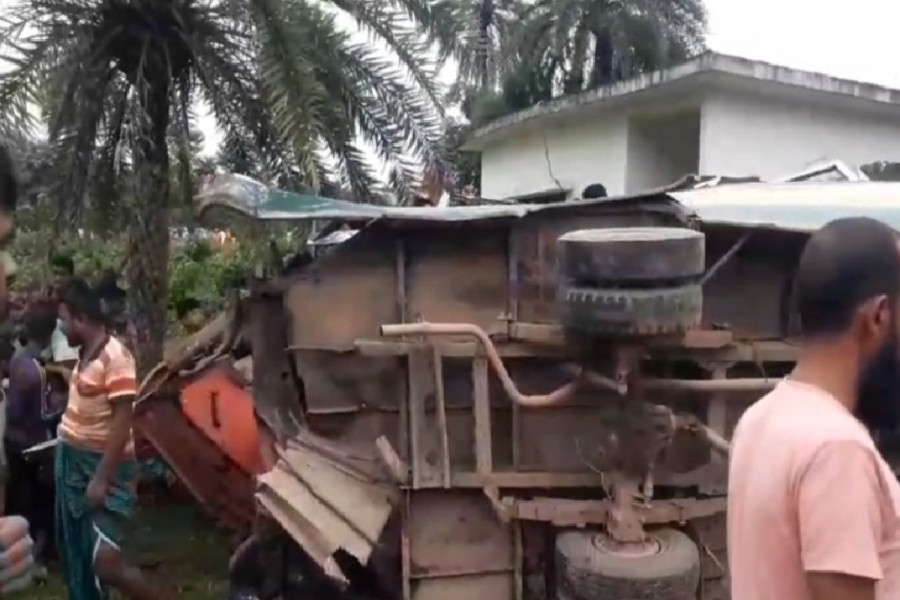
[671,181,900,232]
[195,173,683,223]
[197,174,387,221]
[256,430,399,578]
[197,173,900,234]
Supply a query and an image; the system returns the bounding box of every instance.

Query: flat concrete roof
[464,52,900,151]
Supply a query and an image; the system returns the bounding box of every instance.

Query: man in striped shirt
[55,279,160,600]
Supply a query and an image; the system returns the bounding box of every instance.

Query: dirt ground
[10,501,231,600]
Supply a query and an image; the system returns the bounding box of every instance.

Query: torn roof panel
[196,174,694,224]
[196,174,900,233]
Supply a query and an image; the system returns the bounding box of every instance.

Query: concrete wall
[625,109,701,193]
[480,110,628,200]
[479,105,702,200]
[699,88,900,179]
[479,83,900,201]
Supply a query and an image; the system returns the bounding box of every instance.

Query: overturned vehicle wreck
[135,176,900,600]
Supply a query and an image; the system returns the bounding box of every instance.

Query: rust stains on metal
[381,322,582,407]
[508,496,726,528]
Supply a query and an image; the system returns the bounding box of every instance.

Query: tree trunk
[477,0,495,89]
[590,29,615,87]
[126,79,171,376]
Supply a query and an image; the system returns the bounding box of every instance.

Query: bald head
[793,217,900,337]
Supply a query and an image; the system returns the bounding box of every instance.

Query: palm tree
[0,0,450,371]
[447,0,706,134]
[516,0,707,93]
[440,0,522,95]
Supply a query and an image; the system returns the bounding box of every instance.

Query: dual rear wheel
[555,227,706,599]
[555,528,700,600]
[557,227,706,336]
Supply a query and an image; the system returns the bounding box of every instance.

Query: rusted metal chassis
[376,322,770,535]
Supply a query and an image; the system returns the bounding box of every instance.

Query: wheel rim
[591,532,660,558]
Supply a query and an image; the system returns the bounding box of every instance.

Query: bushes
[9,228,259,336]
[168,238,255,332]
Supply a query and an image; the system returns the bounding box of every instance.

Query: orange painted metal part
[134,395,257,533]
[179,367,265,476]
[133,361,264,533]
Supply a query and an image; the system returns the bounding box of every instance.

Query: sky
[197,0,900,157]
[704,0,900,88]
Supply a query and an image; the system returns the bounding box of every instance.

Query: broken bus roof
[195,174,900,234]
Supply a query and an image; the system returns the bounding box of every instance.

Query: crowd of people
[0,144,168,600]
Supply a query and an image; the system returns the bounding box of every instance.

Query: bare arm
[799,442,885,600]
[97,395,134,483]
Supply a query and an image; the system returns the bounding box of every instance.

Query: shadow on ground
[11,501,231,600]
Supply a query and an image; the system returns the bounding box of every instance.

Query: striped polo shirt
[58,335,137,452]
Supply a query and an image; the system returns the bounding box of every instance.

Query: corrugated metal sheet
[197,174,900,233]
[671,181,900,231]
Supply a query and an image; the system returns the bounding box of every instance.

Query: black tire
[557,227,705,287]
[558,284,702,335]
[556,528,699,600]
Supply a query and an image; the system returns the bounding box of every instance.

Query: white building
[463,52,900,201]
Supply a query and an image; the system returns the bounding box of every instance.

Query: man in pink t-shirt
[729,217,900,600]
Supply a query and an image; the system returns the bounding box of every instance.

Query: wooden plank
[653,339,799,363]
[509,323,735,349]
[449,466,726,489]
[451,471,605,489]
[702,365,730,496]
[511,400,520,468]
[408,348,439,488]
[354,340,565,358]
[708,367,729,453]
[401,493,412,600]
[433,346,451,488]
[473,357,492,475]
[352,338,799,364]
[395,239,408,323]
[508,496,726,527]
[395,240,410,468]
[513,523,523,600]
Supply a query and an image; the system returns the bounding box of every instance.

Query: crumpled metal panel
[195,173,687,223]
[197,172,900,234]
[134,395,256,532]
[256,430,399,580]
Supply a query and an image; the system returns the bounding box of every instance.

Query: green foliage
[0,0,450,209]
[12,502,230,600]
[512,0,707,93]
[0,0,454,371]
[450,0,707,128]
[443,120,481,193]
[9,229,265,336]
[168,239,254,319]
[467,90,510,126]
